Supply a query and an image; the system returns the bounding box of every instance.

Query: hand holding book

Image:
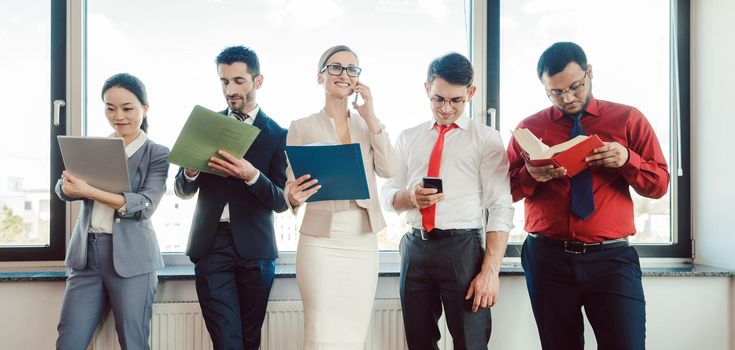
[512,128,604,177]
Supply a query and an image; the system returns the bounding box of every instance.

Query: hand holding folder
[513,128,604,177]
[285,143,370,202]
[167,105,261,176]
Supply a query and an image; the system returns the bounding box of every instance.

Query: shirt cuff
[380,187,400,213]
[484,207,515,233]
[245,170,260,186]
[184,171,199,182]
[117,204,127,216]
[619,148,642,177]
[517,166,539,188]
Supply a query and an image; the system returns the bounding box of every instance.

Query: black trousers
[193,225,276,350]
[399,231,492,350]
[521,235,646,350]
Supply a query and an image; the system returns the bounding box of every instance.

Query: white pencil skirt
[296,206,378,350]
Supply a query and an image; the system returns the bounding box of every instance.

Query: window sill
[1,263,733,283]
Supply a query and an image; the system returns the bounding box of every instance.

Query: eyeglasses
[430,96,467,109]
[547,71,588,100]
[321,64,362,77]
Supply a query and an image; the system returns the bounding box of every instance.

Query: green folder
[167,105,261,176]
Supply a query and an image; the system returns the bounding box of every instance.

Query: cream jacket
[286,109,399,237]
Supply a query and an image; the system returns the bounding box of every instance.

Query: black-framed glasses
[547,71,588,100]
[321,64,362,77]
[430,95,467,109]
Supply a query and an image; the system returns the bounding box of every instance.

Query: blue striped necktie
[567,113,595,219]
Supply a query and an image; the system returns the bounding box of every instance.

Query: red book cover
[549,134,604,176]
[515,128,604,177]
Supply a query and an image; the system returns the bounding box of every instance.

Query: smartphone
[422,177,443,193]
[353,81,360,104]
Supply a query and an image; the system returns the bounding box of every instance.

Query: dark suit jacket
[174,108,288,260]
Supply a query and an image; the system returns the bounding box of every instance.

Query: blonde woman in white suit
[285,45,399,349]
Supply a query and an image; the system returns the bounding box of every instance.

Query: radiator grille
[91,299,449,350]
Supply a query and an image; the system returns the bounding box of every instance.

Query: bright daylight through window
[85,0,470,253]
[498,0,673,245]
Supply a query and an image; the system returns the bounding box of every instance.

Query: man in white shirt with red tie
[381,53,514,349]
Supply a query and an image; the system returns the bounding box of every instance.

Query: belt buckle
[419,229,429,241]
[563,241,586,254]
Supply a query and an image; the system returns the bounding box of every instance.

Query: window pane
[0,1,51,247]
[499,0,671,244]
[87,0,469,252]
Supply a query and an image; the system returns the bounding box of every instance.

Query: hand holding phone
[422,177,443,193]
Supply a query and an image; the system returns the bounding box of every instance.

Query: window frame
[486,0,692,258]
[0,0,67,261]
[3,0,690,263]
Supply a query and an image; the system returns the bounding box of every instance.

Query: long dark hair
[101,73,150,133]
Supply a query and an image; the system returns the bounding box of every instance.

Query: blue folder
[285,143,370,202]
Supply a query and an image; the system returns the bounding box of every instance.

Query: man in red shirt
[507,42,669,350]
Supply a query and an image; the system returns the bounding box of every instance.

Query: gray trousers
[56,233,157,350]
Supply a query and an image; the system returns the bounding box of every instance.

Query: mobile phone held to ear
[422,177,443,193]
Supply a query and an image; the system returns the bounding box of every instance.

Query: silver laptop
[57,136,131,193]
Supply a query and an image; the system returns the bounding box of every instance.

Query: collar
[125,130,147,158]
[550,96,600,122]
[109,130,147,158]
[425,113,469,130]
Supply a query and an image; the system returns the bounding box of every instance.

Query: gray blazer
[56,139,170,278]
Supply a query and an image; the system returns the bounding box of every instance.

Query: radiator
[91,299,455,350]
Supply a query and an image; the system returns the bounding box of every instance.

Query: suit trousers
[56,233,157,350]
[399,231,492,350]
[521,235,646,350]
[194,224,276,350]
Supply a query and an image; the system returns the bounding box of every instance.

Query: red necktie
[420,123,457,232]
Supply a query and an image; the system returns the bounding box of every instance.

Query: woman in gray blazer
[55,73,169,350]
[285,45,399,349]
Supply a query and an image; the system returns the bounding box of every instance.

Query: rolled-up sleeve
[481,131,515,233]
[380,132,407,213]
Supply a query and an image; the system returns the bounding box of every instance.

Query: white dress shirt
[184,106,260,222]
[89,131,147,233]
[380,114,514,233]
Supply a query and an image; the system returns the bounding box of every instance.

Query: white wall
[691,0,735,268]
[3,1,735,349]
[0,276,731,350]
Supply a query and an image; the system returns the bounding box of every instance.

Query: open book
[512,128,604,177]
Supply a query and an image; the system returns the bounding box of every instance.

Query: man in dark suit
[174,45,288,350]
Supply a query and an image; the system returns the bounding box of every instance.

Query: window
[0,0,66,260]
[487,0,690,257]
[85,0,472,253]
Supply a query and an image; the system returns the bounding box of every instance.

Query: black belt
[529,233,628,254]
[411,228,481,241]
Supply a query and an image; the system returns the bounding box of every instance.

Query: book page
[513,128,593,160]
[547,135,590,155]
[512,128,549,159]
